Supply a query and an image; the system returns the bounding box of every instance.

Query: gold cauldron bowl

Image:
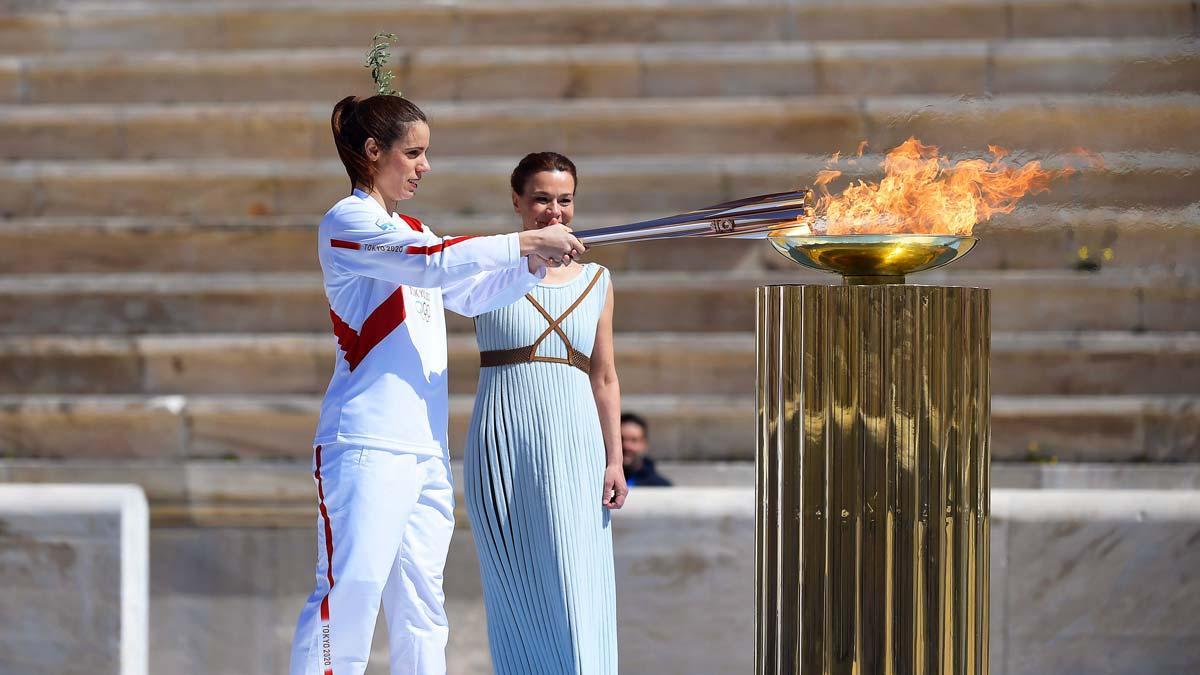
[767,232,978,285]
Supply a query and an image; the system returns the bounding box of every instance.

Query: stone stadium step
[5,94,1199,161]
[1,39,1195,105]
[1,1,1193,55]
[2,206,1195,275]
[0,269,1194,335]
[3,331,1197,397]
[1,153,1197,218]
[3,459,1198,524]
[0,392,1195,463]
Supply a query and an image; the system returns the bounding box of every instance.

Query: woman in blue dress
[464,152,627,674]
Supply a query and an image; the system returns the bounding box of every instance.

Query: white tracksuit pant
[290,443,455,675]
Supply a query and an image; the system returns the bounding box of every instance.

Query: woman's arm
[590,280,628,509]
[441,259,547,317]
[323,204,578,288]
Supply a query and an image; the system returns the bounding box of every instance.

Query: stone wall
[0,484,148,675]
[3,481,1197,673]
[992,490,1200,675]
[148,489,755,675]
[142,487,1200,674]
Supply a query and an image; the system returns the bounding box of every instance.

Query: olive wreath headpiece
[365,32,401,96]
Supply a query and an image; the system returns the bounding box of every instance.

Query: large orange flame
[807,138,1090,236]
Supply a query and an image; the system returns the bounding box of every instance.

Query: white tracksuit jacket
[291,188,543,675]
[314,187,542,454]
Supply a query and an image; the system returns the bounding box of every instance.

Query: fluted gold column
[756,284,990,675]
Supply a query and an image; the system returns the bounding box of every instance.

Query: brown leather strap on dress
[479,344,592,373]
[479,269,603,375]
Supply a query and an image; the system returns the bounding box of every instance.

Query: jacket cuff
[523,256,548,280]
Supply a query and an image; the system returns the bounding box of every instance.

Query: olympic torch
[574,190,811,246]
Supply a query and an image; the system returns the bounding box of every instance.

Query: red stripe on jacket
[405,235,474,255]
[398,213,424,232]
[329,288,406,371]
[330,233,473,256]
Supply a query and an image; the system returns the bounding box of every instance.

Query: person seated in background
[620,412,672,487]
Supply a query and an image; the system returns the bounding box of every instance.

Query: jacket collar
[352,187,394,220]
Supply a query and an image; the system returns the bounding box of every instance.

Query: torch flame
[807,138,1088,236]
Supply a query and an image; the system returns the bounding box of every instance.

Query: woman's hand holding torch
[520,223,586,269]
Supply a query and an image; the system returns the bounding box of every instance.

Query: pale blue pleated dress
[464,262,618,675]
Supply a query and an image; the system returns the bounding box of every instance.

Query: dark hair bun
[511,152,578,196]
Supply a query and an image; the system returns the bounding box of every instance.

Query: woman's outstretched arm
[590,280,628,509]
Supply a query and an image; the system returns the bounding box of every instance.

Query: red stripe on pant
[315,446,336,675]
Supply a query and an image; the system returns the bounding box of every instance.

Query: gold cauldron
[768,233,977,285]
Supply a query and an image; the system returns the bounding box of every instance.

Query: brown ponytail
[331,94,427,191]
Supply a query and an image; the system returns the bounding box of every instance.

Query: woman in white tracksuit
[289,94,584,675]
